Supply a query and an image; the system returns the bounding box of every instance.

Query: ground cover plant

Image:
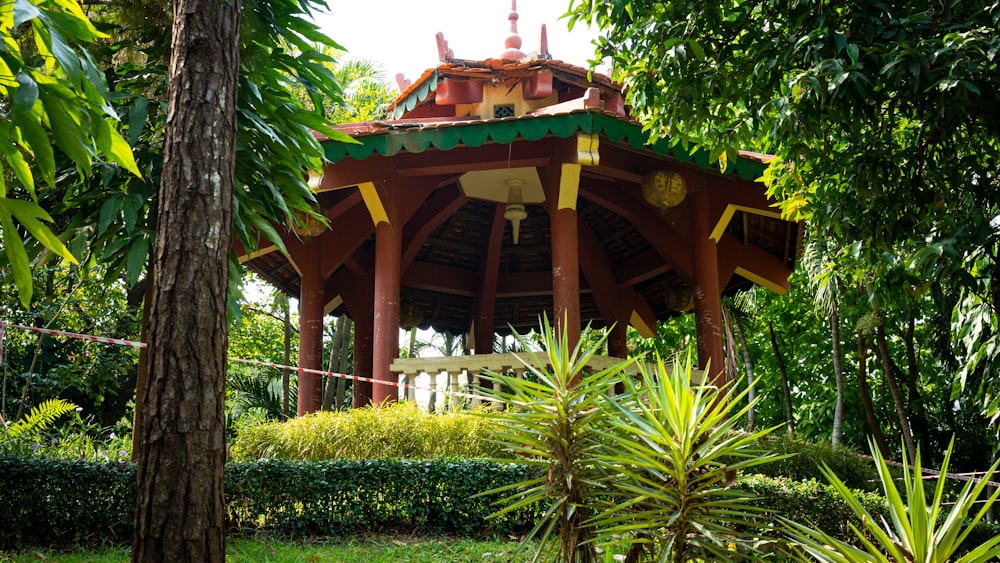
[229,401,503,461]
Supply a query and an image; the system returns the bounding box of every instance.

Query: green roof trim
[391,71,438,120]
[323,112,766,181]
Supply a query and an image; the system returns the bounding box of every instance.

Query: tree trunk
[875,322,916,464]
[722,306,739,383]
[768,321,794,435]
[856,331,891,458]
[830,306,845,447]
[132,1,240,560]
[902,317,927,450]
[732,308,756,430]
[857,331,890,457]
[281,294,290,418]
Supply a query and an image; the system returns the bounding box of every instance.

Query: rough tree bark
[131,0,240,560]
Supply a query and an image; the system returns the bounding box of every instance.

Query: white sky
[314,0,603,87]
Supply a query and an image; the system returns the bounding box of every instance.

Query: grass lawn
[1,535,544,563]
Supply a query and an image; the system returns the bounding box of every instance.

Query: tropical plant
[594,356,781,563]
[481,317,632,563]
[785,437,1000,562]
[228,369,289,421]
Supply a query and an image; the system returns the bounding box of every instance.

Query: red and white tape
[0,322,147,349]
[0,322,493,403]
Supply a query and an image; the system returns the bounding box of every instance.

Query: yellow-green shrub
[230,402,505,461]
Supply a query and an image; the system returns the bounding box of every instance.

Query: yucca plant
[593,356,781,562]
[481,317,634,563]
[785,437,1000,562]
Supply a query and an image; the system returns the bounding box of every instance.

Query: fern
[6,399,78,440]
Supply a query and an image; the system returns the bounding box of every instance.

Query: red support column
[474,205,505,356]
[372,186,401,406]
[352,311,373,408]
[297,258,324,415]
[691,185,726,387]
[548,161,581,355]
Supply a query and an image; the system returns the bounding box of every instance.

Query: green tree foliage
[4,0,361,312]
[0,0,141,306]
[295,52,394,123]
[227,285,300,421]
[568,0,1000,450]
[0,264,141,426]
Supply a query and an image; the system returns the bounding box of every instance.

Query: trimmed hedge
[749,435,886,493]
[3,455,997,554]
[739,474,887,540]
[0,455,135,548]
[225,458,539,537]
[0,455,538,549]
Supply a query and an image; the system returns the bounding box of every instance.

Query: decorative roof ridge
[386,60,618,119]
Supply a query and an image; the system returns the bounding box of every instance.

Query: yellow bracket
[359,181,389,226]
[710,204,783,242]
[558,163,581,210]
[576,133,599,166]
[736,266,789,295]
[629,309,655,339]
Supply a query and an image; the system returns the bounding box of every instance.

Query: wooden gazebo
[237,4,800,414]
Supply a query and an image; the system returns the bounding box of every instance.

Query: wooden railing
[389,353,704,408]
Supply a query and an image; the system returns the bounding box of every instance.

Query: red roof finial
[500,0,526,60]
